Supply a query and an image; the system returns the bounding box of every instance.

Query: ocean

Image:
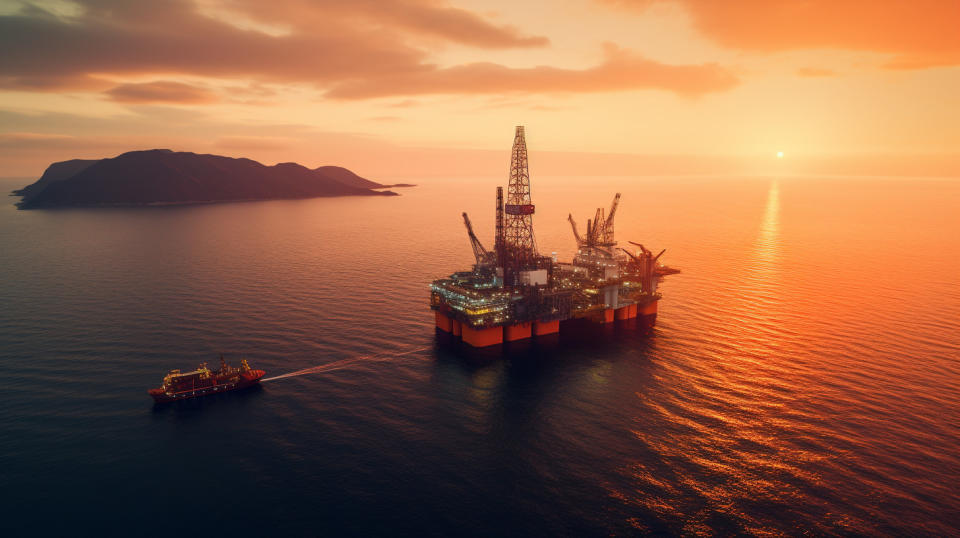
[1,175,958,536]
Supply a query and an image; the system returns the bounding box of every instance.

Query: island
[13,149,414,209]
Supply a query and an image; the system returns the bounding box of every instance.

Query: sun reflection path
[754,179,781,277]
[722,178,786,359]
[262,346,430,382]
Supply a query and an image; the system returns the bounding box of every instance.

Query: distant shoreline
[10,186,417,209]
[14,150,412,210]
[11,191,403,210]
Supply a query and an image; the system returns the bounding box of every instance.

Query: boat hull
[148,370,265,403]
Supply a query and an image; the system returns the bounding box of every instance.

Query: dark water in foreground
[1,175,959,537]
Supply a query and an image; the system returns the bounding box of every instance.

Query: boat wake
[261,346,430,382]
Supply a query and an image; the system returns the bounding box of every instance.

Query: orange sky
[1,0,958,178]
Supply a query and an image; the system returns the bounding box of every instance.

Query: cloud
[213,0,549,49]
[604,0,960,68]
[0,132,78,148]
[213,135,293,151]
[0,1,736,101]
[387,99,421,108]
[326,44,738,99]
[796,67,836,78]
[529,104,570,111]
[0,0,428,90]
[0,0,547,92]
[105,81,217,104]
[468,97,574,111]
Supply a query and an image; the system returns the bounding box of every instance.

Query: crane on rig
[620,242,663,294]
[570,192,621,250]
[621,240,679,291]
[603,193,620,245]
[567,214,584,246]
[462,212,495,268]
[626,241,665,263]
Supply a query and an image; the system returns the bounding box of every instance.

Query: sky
[1,0,958,178]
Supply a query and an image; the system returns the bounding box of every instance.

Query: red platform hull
[148,369,265,403]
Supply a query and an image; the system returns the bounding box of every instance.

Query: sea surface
[1,175,958,537]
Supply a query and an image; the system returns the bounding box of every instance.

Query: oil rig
[430,126,678,348]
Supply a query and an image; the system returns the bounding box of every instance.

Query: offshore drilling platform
[430,126,679,348]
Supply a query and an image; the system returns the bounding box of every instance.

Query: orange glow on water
[2,166,959,534]
[754,179,781,282]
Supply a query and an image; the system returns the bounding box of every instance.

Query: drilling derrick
[502,126,538,286]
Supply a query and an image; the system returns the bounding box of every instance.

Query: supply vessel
[430,126,678,348]
[148,356,265,402]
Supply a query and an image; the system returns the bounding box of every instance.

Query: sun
[776,151,784,158]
